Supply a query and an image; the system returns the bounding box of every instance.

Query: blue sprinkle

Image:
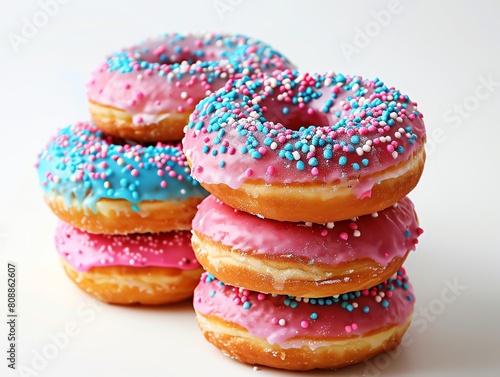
[352,163,360,171]
[310,312,318,320]
[308,157,318,167]
[362,159,369,166]
[219,161,225,168]
[339,156,347,165]
[363,306,370,313]
[282,107,289,115]
[243,302,251,309]
[296,160,305,170]
[131,205,139,212]
[382,300,389,308]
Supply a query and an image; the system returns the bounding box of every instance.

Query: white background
[1,0,500,376]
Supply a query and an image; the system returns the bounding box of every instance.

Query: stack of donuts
[35,33,294,305]
[183,70,426,370]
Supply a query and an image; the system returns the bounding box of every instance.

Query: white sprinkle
[392,151,399,159]
[371,212,379,218]
[326,222,335,229]
[353,230,361,237]
[356,147,364,156]
[279,319,286,326]
[180,91,188,99]
[305,222,313,227]
[394,132,402,139]
[292,151,300,160]
[270,142,278,150]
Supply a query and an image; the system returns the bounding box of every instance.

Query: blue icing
[36,122,208,213]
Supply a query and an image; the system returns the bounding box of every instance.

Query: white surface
[1,0,500,376]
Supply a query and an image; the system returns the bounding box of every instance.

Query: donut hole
[134,36,227,66]
[262,99,333,131]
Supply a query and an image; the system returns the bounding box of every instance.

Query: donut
[194,269,414,370]
[36,121,208,234]
[183,70,426,223]
[55,221,203,305]
[87,32,294,142]
[191,195,422,297]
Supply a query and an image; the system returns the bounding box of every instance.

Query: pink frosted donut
[55,221,204,305]
[193,269,415,370]
[183,70,426,223]
[191,195,422,297]
[87,32,294,142]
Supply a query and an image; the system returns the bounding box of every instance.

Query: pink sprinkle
[245,168,253,177]
[349,222,358,230]
[311,167,319,176]
[160,180,167,188]
[177,106,184,112]
[307,108,315,115]
[124,83,131,90]
[136,117,144,124]
[386,291,393,298]
[257,293,266,301]
[157,170,164,177]
[340,232,348,240]
[187,98,195,106]
[153,45,166,56]
[321,230,328,237]
[300,321,309,329]
[345,325,352,333]
[136,92,144,100]
[233,297,241,305]
[258,147,267,155]
[266,166,275,175]
[131,169,139,177]
[351,323,358,330]
[271,317,279,325]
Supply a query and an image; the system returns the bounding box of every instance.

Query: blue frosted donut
[36,121,208,234]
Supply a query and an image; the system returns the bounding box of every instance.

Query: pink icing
[86,33,294,126]
[194,270,415,348]
[192,195,422,266]
[183,71,426,191]
[55,221,201,271]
